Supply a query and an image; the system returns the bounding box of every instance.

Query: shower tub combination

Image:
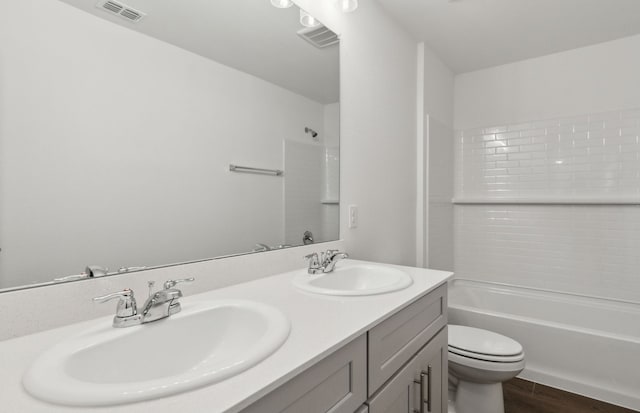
[448,279,640,411]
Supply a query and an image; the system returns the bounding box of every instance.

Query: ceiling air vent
[96,0,146,23]
[297,25,339,49]
[101,0,123,14]
[119,7,144,22]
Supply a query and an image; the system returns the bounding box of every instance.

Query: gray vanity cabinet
[242,283,447,413]
[366,327,447,413]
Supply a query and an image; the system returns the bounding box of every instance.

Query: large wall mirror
[0,0,340,292]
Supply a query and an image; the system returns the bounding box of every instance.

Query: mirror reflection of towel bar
[229,164,284,176]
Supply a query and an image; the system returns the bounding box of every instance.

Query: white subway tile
[485,140,507,148]
[455,108,640,301]
[485,154,508,162]
[484,126,508,134]
[496,131,520,140]
[508,137,533,146]
[496,160,519,168]
[519,143,547,152]
[496,146,520,154]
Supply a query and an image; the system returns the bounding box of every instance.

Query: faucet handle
[305,253,325,274]
[163,277,195,290]
[305,252,320,266]
[323,249,339,261]
[93,289,137,318]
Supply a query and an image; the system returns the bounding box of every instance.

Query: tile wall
[456,108,640,199]
[454,108,640,302]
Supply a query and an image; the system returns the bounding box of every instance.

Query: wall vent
[297,25,339,49]
[96,0,146,23]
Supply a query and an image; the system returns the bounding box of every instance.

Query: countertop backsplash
[0,240,344,340]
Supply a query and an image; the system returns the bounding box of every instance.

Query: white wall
[453,36,640,301]
[420,45,455,271]
[423,47,455,128]
[0,0,327,288]
[296,0,419,266]
[455,35,640,130]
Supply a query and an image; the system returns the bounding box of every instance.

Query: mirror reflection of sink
[23,300,290,407]
[293,263,413,296]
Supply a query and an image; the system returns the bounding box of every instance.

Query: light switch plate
[348,205,358,229]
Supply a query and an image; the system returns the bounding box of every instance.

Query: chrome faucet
[94,278,195,328]
[305,250,349,274]
[323,250,349,272]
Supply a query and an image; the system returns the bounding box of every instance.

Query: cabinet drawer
[242,334,367,413]
[368,284,447,395]
[367,327,448,413]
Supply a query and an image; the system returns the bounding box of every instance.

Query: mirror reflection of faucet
[302,230,314,245]
[253,244,293,252]
[118,266,147,273]
[53,265,110,282]
[54,265,149,283]
[93,278,195,328]
[85,265,109,277]
[253,243,272,252]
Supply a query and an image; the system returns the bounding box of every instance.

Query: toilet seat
[448,325,524,363]
[448,346,524,363]
[448,350,526,373]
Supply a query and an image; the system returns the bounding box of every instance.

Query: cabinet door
[367,327,447,413]
[242,334,367,413]
[368,284,447,395]
[416,328,446,413]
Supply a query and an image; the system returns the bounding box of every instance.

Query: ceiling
[59,0,339,104]
[376,0,640,73]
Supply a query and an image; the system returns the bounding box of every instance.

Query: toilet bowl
[447,325,525,413]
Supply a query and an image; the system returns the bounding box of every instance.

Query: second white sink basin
[23,299,290,406]
[293,262,413,296]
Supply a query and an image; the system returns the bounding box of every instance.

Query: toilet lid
[448,325,523,357]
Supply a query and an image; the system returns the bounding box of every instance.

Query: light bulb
[270,0,293,8]
[340,0,358,13]
[300,9,320,27]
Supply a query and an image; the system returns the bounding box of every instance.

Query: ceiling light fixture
[270,0,293,8]
[339,0,358,13]
[300,9,320,27]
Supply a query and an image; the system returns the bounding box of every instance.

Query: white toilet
[447,325,525,413]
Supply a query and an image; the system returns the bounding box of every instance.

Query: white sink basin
[293,263,413,296]
[23,300,290,406]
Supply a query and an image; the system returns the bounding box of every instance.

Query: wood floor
[503,378,638,413]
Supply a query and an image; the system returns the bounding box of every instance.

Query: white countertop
[0,260,452,413]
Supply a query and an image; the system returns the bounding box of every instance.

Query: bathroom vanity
[243,283,448,413]
[0,260,452,413]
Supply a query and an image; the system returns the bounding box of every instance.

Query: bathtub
[448,278,640,411]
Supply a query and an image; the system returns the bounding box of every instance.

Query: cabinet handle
[413,365,432,413]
